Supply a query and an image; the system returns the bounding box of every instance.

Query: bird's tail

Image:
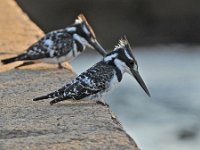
[1,56,18,64]
[33,95,50,101]
[33,90,64,101]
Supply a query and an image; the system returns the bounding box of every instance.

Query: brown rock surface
[0,0,43,54]
[0,0,139,149]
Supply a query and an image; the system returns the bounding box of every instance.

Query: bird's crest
[114,35,131,50]
[75,14,96,38]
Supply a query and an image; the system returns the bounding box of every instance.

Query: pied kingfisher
[1,14,106,68]
[33,36,150,106]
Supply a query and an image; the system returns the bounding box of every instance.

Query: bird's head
[66,14,106,56]
[104,36,150,97]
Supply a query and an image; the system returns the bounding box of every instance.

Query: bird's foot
[58,63,65,69]
[50,100,56,105]
[96,100,109,107]
[58,62,74,73]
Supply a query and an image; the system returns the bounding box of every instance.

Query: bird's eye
[130,61,134,65]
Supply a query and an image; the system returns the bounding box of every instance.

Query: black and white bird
[33,36,150,106]
[1,14,106,68]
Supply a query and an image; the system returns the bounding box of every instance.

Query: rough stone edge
[0,0,140,149]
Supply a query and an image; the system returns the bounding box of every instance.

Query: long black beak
[131,68,151,97]
[90,39,107,56]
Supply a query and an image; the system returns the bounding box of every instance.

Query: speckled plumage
[33,61,117,105]
[33,37,150,105]
[1,14,106,68]
[16,29,74,62]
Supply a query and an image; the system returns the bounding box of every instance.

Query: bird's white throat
[114,58,126,74]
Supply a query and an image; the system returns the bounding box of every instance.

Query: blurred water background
[71,46,200,150]
[16,0,200,149]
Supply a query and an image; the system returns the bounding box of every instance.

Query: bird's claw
[96,101,109,107]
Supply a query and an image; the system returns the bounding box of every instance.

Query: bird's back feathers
[25,29,74,60]
[1,29,75,65]
[33,61,116,104]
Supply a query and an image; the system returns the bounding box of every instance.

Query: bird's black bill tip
[141,84,151,98]
[91,40,107,56]
[131,69,151,97]
[146,90,151,97]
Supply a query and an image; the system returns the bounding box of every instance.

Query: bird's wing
[34,61,115,105]
[49,80,102,105]
[60,61,114,100]
[19,29,73,60]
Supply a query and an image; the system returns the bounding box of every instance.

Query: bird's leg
[15,61,35,69]
[58,62,74,73]
[58,63,65,69]
[96,99,109,107]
